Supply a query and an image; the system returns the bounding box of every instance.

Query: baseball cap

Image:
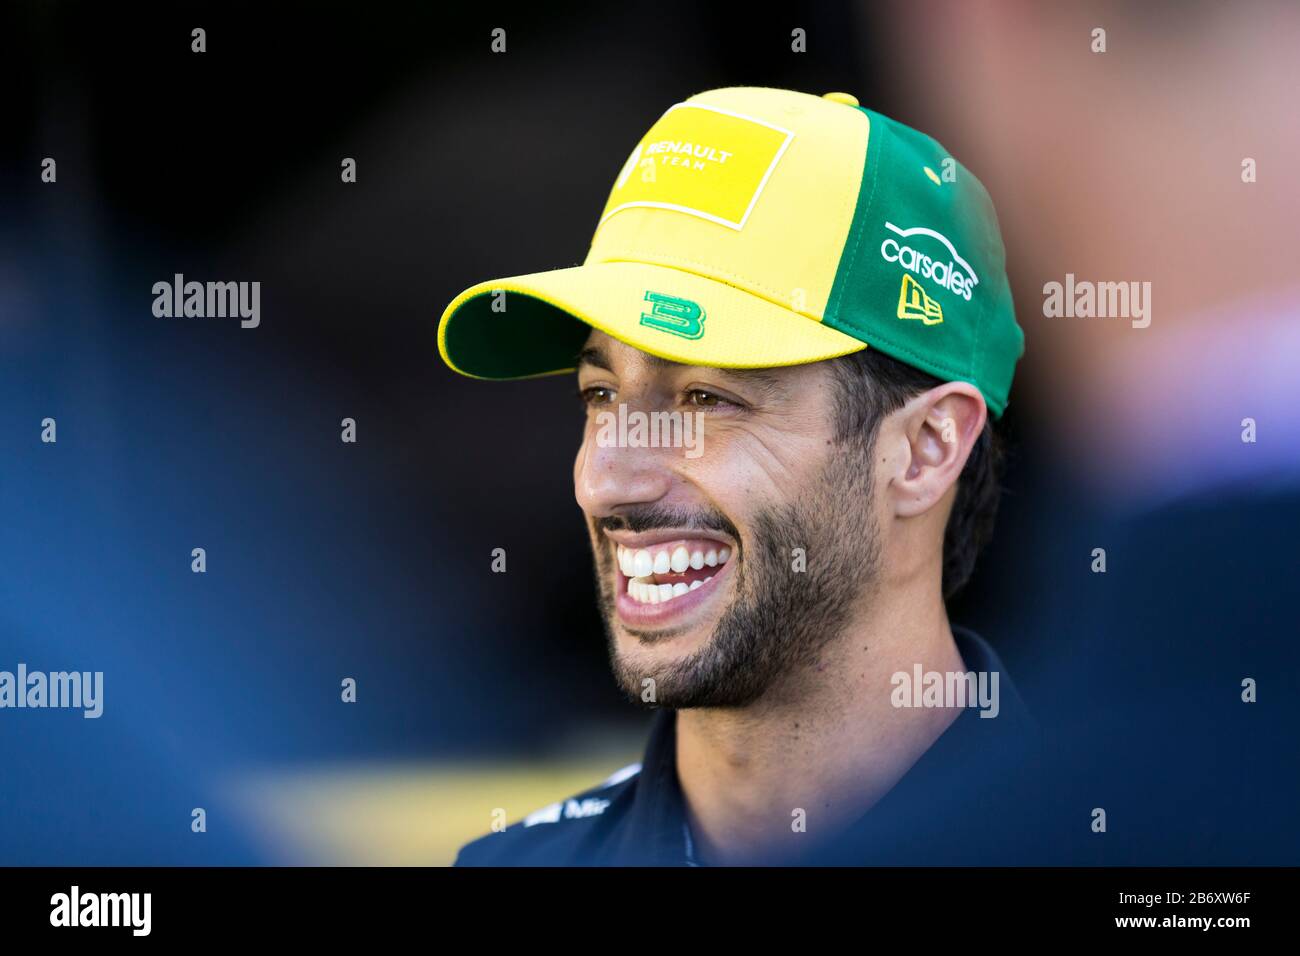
[437,87,1024,416]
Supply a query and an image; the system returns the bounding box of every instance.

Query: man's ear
[886,382,987,519]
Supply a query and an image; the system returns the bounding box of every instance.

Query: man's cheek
[693,430,803,504]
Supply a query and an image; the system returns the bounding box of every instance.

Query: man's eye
[685,389,726,408]
[580,386,616,406]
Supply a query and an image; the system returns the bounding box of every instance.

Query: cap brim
[437,261,866,380]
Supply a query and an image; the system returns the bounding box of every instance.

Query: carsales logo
[880,222,979,302]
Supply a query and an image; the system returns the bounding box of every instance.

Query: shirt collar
[620,706,693,865]
[622,628,1034,865]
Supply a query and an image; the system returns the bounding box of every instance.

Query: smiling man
[438,87,1030,866]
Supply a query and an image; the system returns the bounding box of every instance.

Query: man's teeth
[632,550,652,577]
[614,542,733,605]
[616,543,731,579]
[626,576,715,605]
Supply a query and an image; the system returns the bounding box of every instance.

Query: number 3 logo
[640,291,706,340]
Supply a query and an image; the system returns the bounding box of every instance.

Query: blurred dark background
[2,0,1297,865]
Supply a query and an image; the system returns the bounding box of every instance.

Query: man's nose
[574,425,675,518]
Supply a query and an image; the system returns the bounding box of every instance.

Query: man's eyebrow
[576,346,612,371]
[720,366,788,398]
[576,345,788,399]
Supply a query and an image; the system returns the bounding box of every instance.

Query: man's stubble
[591,447,882,709]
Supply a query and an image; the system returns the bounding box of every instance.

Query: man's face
[574,331,884,709]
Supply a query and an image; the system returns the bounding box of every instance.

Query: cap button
[822,91,859,107]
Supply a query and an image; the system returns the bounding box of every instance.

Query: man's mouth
[614,539,733,606]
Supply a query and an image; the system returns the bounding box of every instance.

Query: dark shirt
[454,627,1046,866]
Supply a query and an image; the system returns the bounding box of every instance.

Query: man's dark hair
[828,348,1005,599]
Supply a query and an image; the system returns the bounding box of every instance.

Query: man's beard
[591,449,881,708]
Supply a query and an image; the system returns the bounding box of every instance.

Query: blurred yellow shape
[228,755,639,866]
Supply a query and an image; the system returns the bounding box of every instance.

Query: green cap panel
[823,108,1023,417]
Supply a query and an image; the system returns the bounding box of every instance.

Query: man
[438,87,1032,865]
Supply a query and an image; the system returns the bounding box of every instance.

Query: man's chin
[596,560,739,705]
[615,615,708,645]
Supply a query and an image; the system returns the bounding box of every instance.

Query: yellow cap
[439,87,871,377]
[435,86,1024,417]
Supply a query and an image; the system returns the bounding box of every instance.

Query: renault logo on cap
[600,102,794,232]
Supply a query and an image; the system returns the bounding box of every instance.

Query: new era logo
[897,274,944,326]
